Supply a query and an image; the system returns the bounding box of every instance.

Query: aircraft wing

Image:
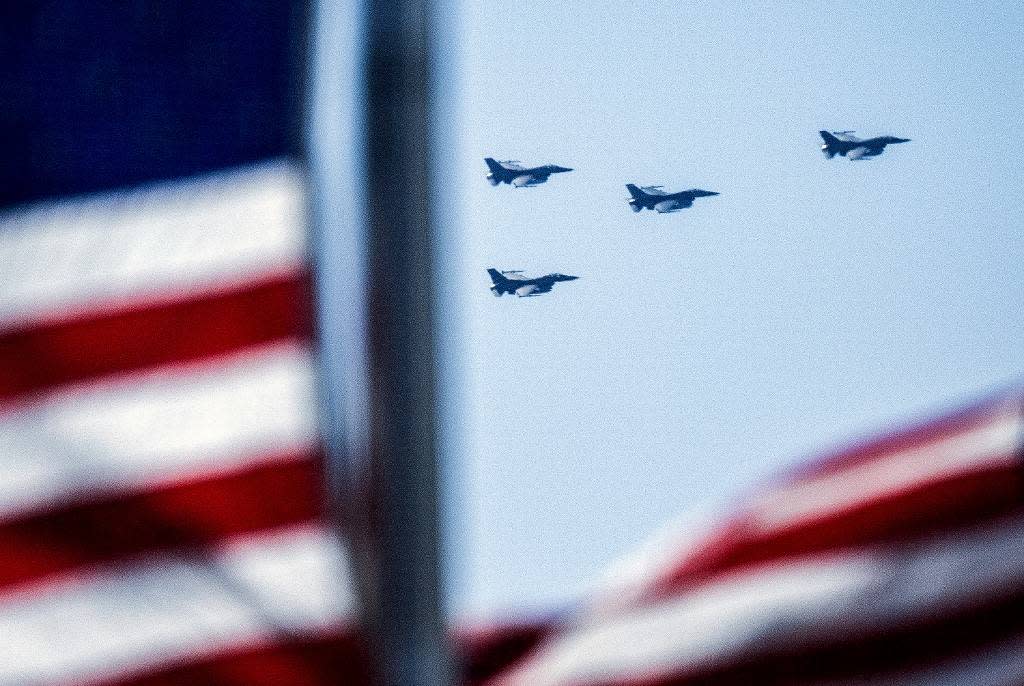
[847,146,872,160]
[832,132,862,142]
[641,185,669,195]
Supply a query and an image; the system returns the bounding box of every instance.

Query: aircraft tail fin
[625,184,647,201]
[819,130,840,145]
[487,268,509,296]
[484,158,505,175]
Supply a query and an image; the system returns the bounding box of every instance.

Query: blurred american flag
[0,163,375,684]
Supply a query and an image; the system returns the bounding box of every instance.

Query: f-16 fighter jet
[819,130,910,160]
[484,158,573,188]
[626,184,719,213]
[487,269,578,297]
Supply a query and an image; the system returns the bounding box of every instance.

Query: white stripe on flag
[0,343,317,520]
[0,161,306,332]
[0,526,352,686]
[497,512,1024,686]
[748,406,1023,533]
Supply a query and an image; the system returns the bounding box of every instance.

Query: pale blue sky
[438,0,1023,618]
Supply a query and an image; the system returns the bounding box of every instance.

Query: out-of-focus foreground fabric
[0,3,375,682]
[492,390,1024,685]
[0,162,373,684]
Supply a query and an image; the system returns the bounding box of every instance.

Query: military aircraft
[819,130,910,160]
[484,158,573,188]
[487,268,578,297]
[626,184,719,213]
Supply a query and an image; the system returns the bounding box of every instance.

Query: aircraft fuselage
[820,132,910,159]
[485,158,573,187]
[487,269,579,297]
[626,185,719,213]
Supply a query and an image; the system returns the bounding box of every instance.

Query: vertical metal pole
[305,0,451,684]
[361,0,451,682]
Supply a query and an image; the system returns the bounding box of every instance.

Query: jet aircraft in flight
[484,158,573,188]
[626,184,719,213]
[487,269,578,297]
[819,131,910,160]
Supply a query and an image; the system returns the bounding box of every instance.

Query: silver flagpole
[305,0,452,684]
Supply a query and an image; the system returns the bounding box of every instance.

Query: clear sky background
[434,0,1023,619]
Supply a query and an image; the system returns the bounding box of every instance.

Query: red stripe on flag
[785,394,1018,482]
[82,633,371,686]
[0,450,322,593]
[652,462,1024,599]
[460,620,556,686]
[0,273,312,405]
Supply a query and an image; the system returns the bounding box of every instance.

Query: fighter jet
[819,130,910,160]
[626,184,719,213]
[487,268,578,297]
[484,158,573,188]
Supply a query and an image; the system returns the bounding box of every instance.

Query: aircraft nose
[556,166,573,173]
